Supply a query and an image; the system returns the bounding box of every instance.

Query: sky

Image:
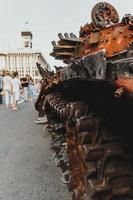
[0,0,133,69]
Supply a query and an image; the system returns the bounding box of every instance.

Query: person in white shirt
[12,71,21,111]
[3,71,13,108]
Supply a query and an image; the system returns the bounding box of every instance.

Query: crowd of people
[0,71,41,111]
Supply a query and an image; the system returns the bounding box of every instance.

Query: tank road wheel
[91,2,119,28]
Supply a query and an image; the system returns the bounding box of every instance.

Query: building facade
[0,31,49,82]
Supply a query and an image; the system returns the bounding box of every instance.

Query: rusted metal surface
[82,22,133,58]
[115,77,133,93]
[35,2,133,200]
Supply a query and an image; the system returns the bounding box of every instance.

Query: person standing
[2,70,13,108]
[12,71,21,111]
[21,74,29,102]
[33,79,41,99]
[28,75,34,101]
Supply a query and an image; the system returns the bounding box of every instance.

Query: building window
[25,41,29,47]
[35,70,39,76]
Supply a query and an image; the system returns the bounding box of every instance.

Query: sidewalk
[0,102,71,200]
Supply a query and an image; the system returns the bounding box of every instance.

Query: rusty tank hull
[35,2,133,200]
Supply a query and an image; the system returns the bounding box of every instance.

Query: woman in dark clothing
[21,74,29,102]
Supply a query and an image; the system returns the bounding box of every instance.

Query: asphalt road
[0,102,71,200]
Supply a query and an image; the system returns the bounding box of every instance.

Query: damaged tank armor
[35,2,133,200]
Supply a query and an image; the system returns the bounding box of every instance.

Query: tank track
[44,92,133,200]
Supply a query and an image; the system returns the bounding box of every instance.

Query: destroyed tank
[35,2,133,200]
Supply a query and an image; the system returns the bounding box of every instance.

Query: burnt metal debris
[35,2,133,200]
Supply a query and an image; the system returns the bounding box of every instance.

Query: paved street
[0,102,71,200]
